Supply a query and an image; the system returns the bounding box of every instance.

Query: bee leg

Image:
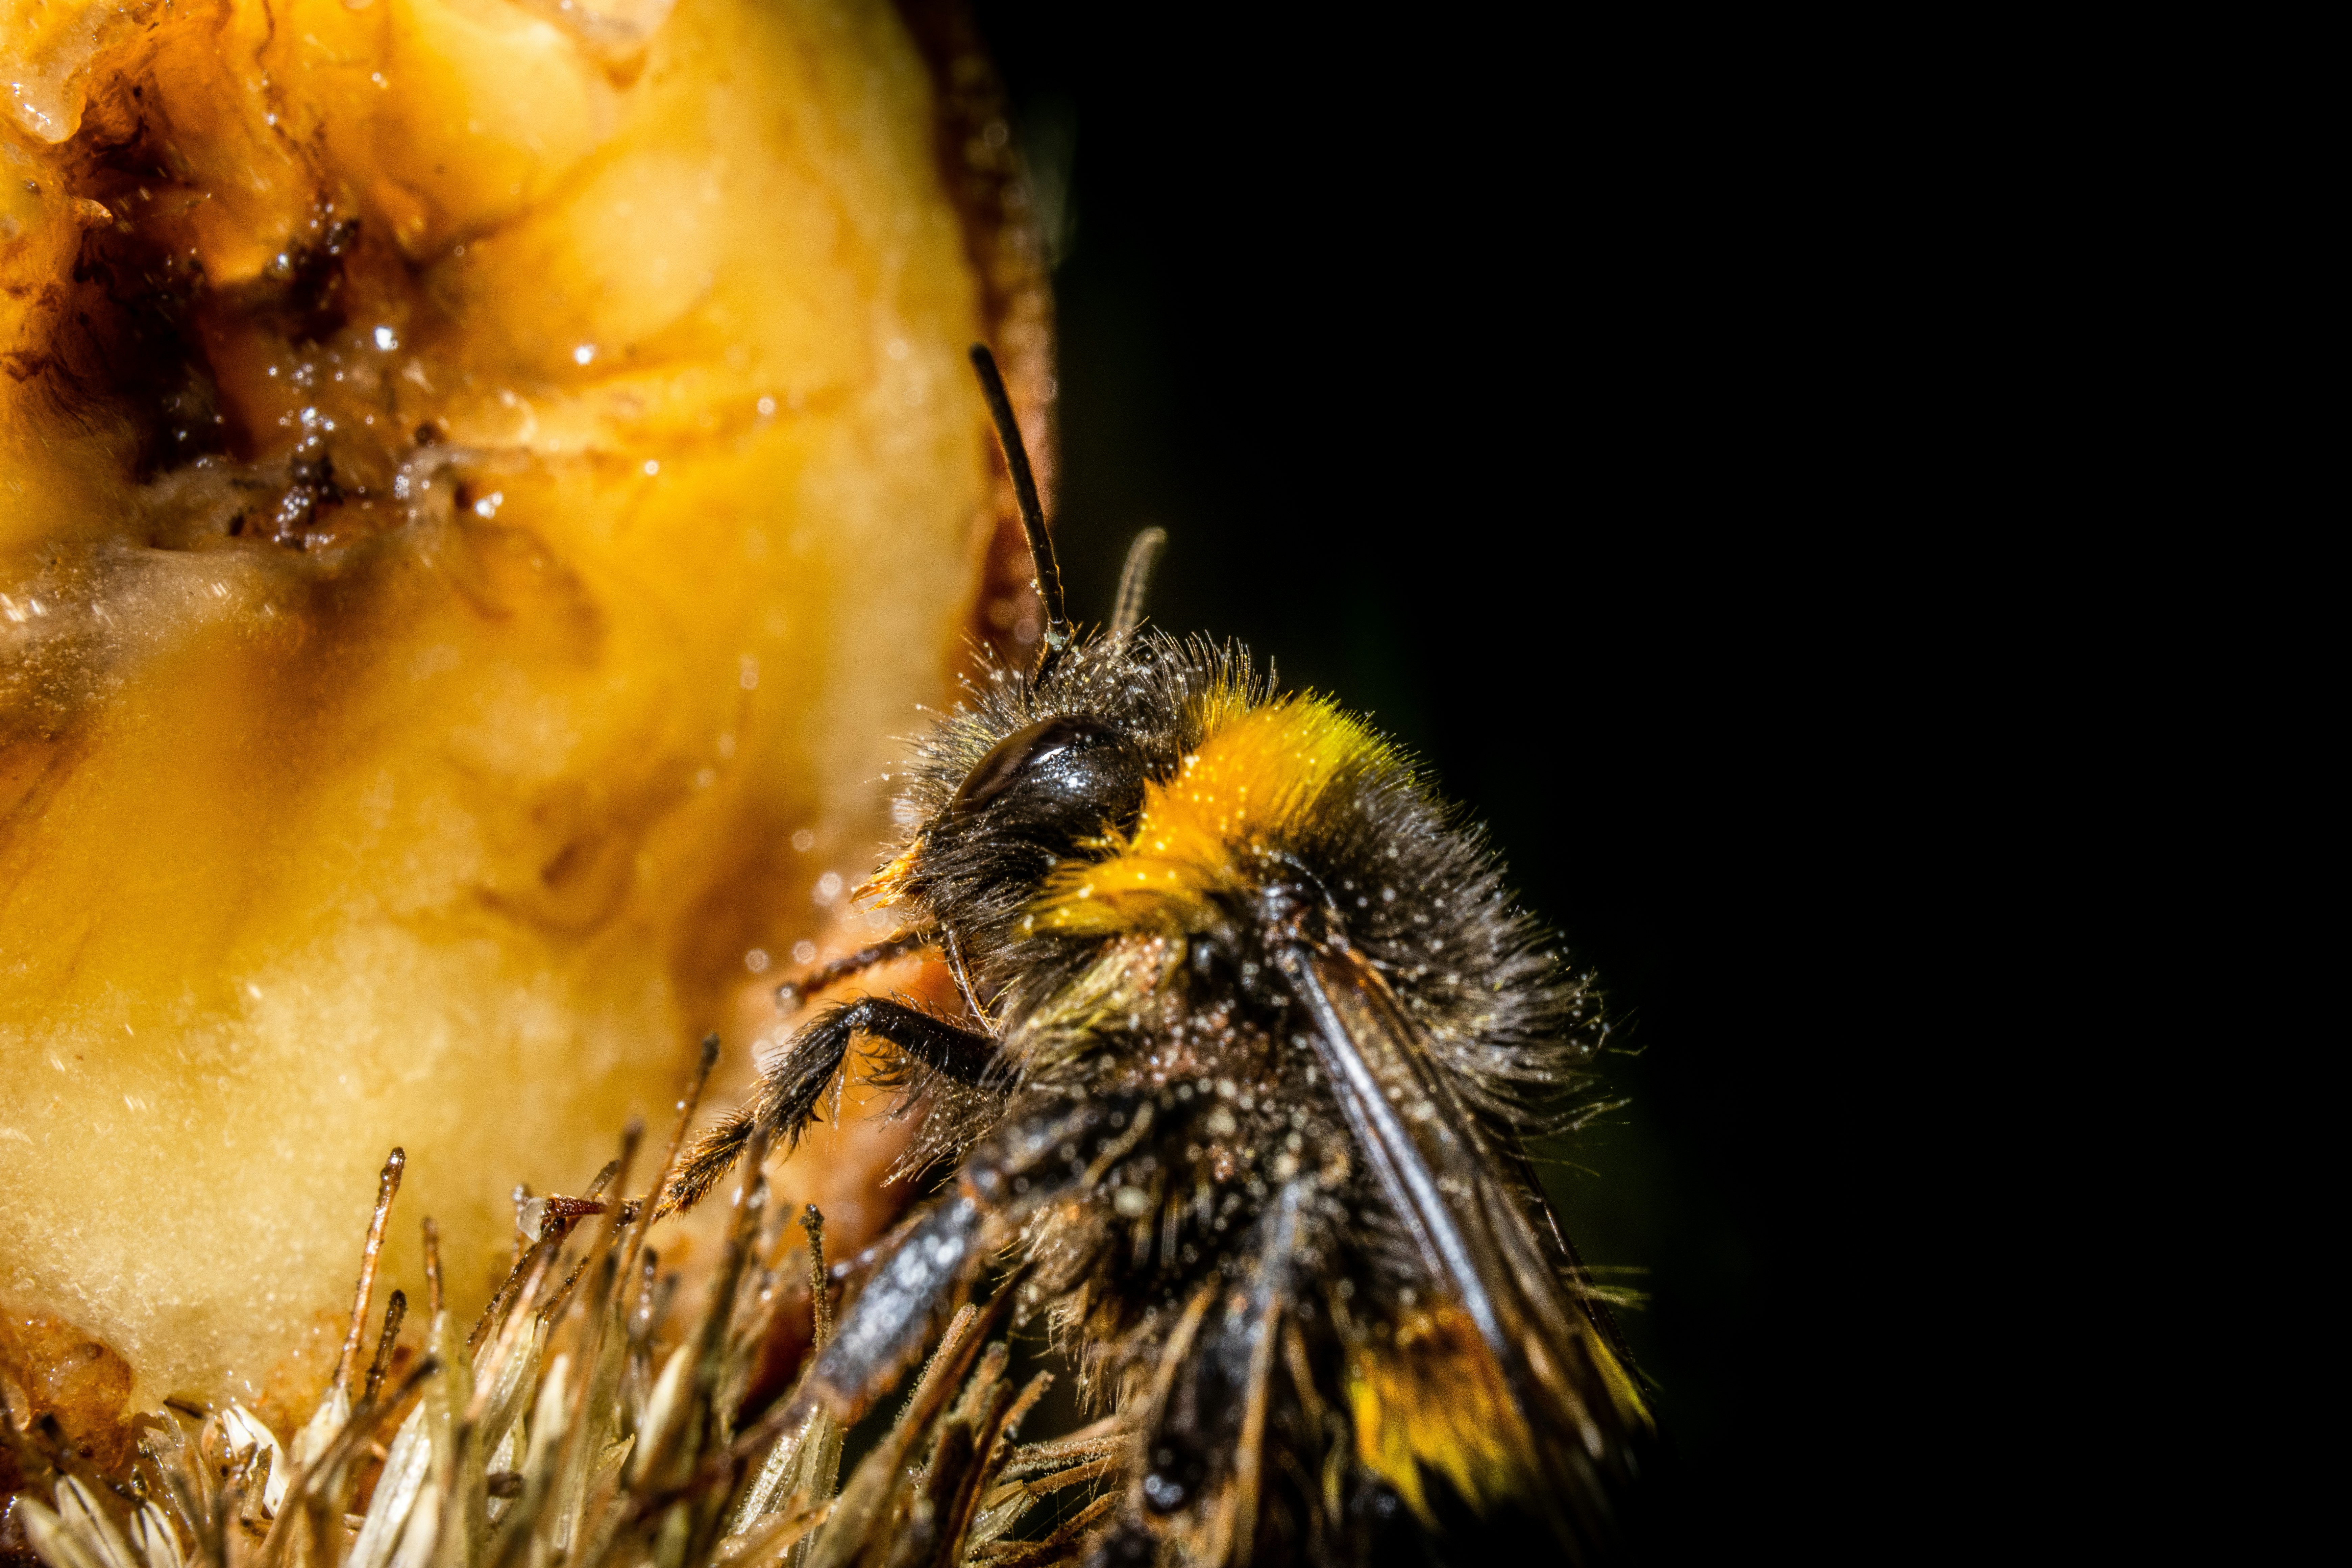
[738,1097,1127,1450]
[728,1167,1010,1465]
[662,999,1004,1216]
[801,1182,991,1417]
[770,929,935,1010]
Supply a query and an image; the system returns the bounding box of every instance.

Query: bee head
[860,349,1186,930]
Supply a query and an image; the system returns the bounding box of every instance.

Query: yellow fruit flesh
[0,0,1005,1427]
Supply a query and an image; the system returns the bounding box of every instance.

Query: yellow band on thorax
[1026,695,1391,938]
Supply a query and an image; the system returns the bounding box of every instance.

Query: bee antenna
[1110,527,1166,644]
[968,344,1069,670]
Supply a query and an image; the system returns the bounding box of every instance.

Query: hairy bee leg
[805,1184,990,1419]
[662,1000,1004,1216]
[771,931,936,1010]
[732,1095,1137,1465]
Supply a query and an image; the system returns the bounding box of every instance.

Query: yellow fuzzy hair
[1346,1306,1533,1522]
[1025,695,1393,938]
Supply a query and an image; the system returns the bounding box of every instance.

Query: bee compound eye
[949,713,1142,829]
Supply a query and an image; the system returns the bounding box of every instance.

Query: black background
[966,4,1894,1554]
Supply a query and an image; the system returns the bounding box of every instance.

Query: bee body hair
[703,627,1647,1566]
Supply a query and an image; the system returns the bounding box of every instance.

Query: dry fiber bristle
[6,1131,1116,1568]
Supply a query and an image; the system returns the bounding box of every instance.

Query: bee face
[864,635,1238,931]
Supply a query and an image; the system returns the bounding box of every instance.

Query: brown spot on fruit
[0,1305,134,1472]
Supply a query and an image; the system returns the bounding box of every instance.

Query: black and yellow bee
[666,347,1651,1564]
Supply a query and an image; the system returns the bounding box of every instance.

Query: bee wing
[1276,942,1649,1535]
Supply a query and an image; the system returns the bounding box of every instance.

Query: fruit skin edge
[0,0,1057,1443]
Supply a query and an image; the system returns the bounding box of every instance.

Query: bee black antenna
[1109,527,1166,644]
[968,344,1069,669]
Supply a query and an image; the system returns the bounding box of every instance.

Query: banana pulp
[0,0,1013,1436]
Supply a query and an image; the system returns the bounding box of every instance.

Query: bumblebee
[667,347,1651,1565]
